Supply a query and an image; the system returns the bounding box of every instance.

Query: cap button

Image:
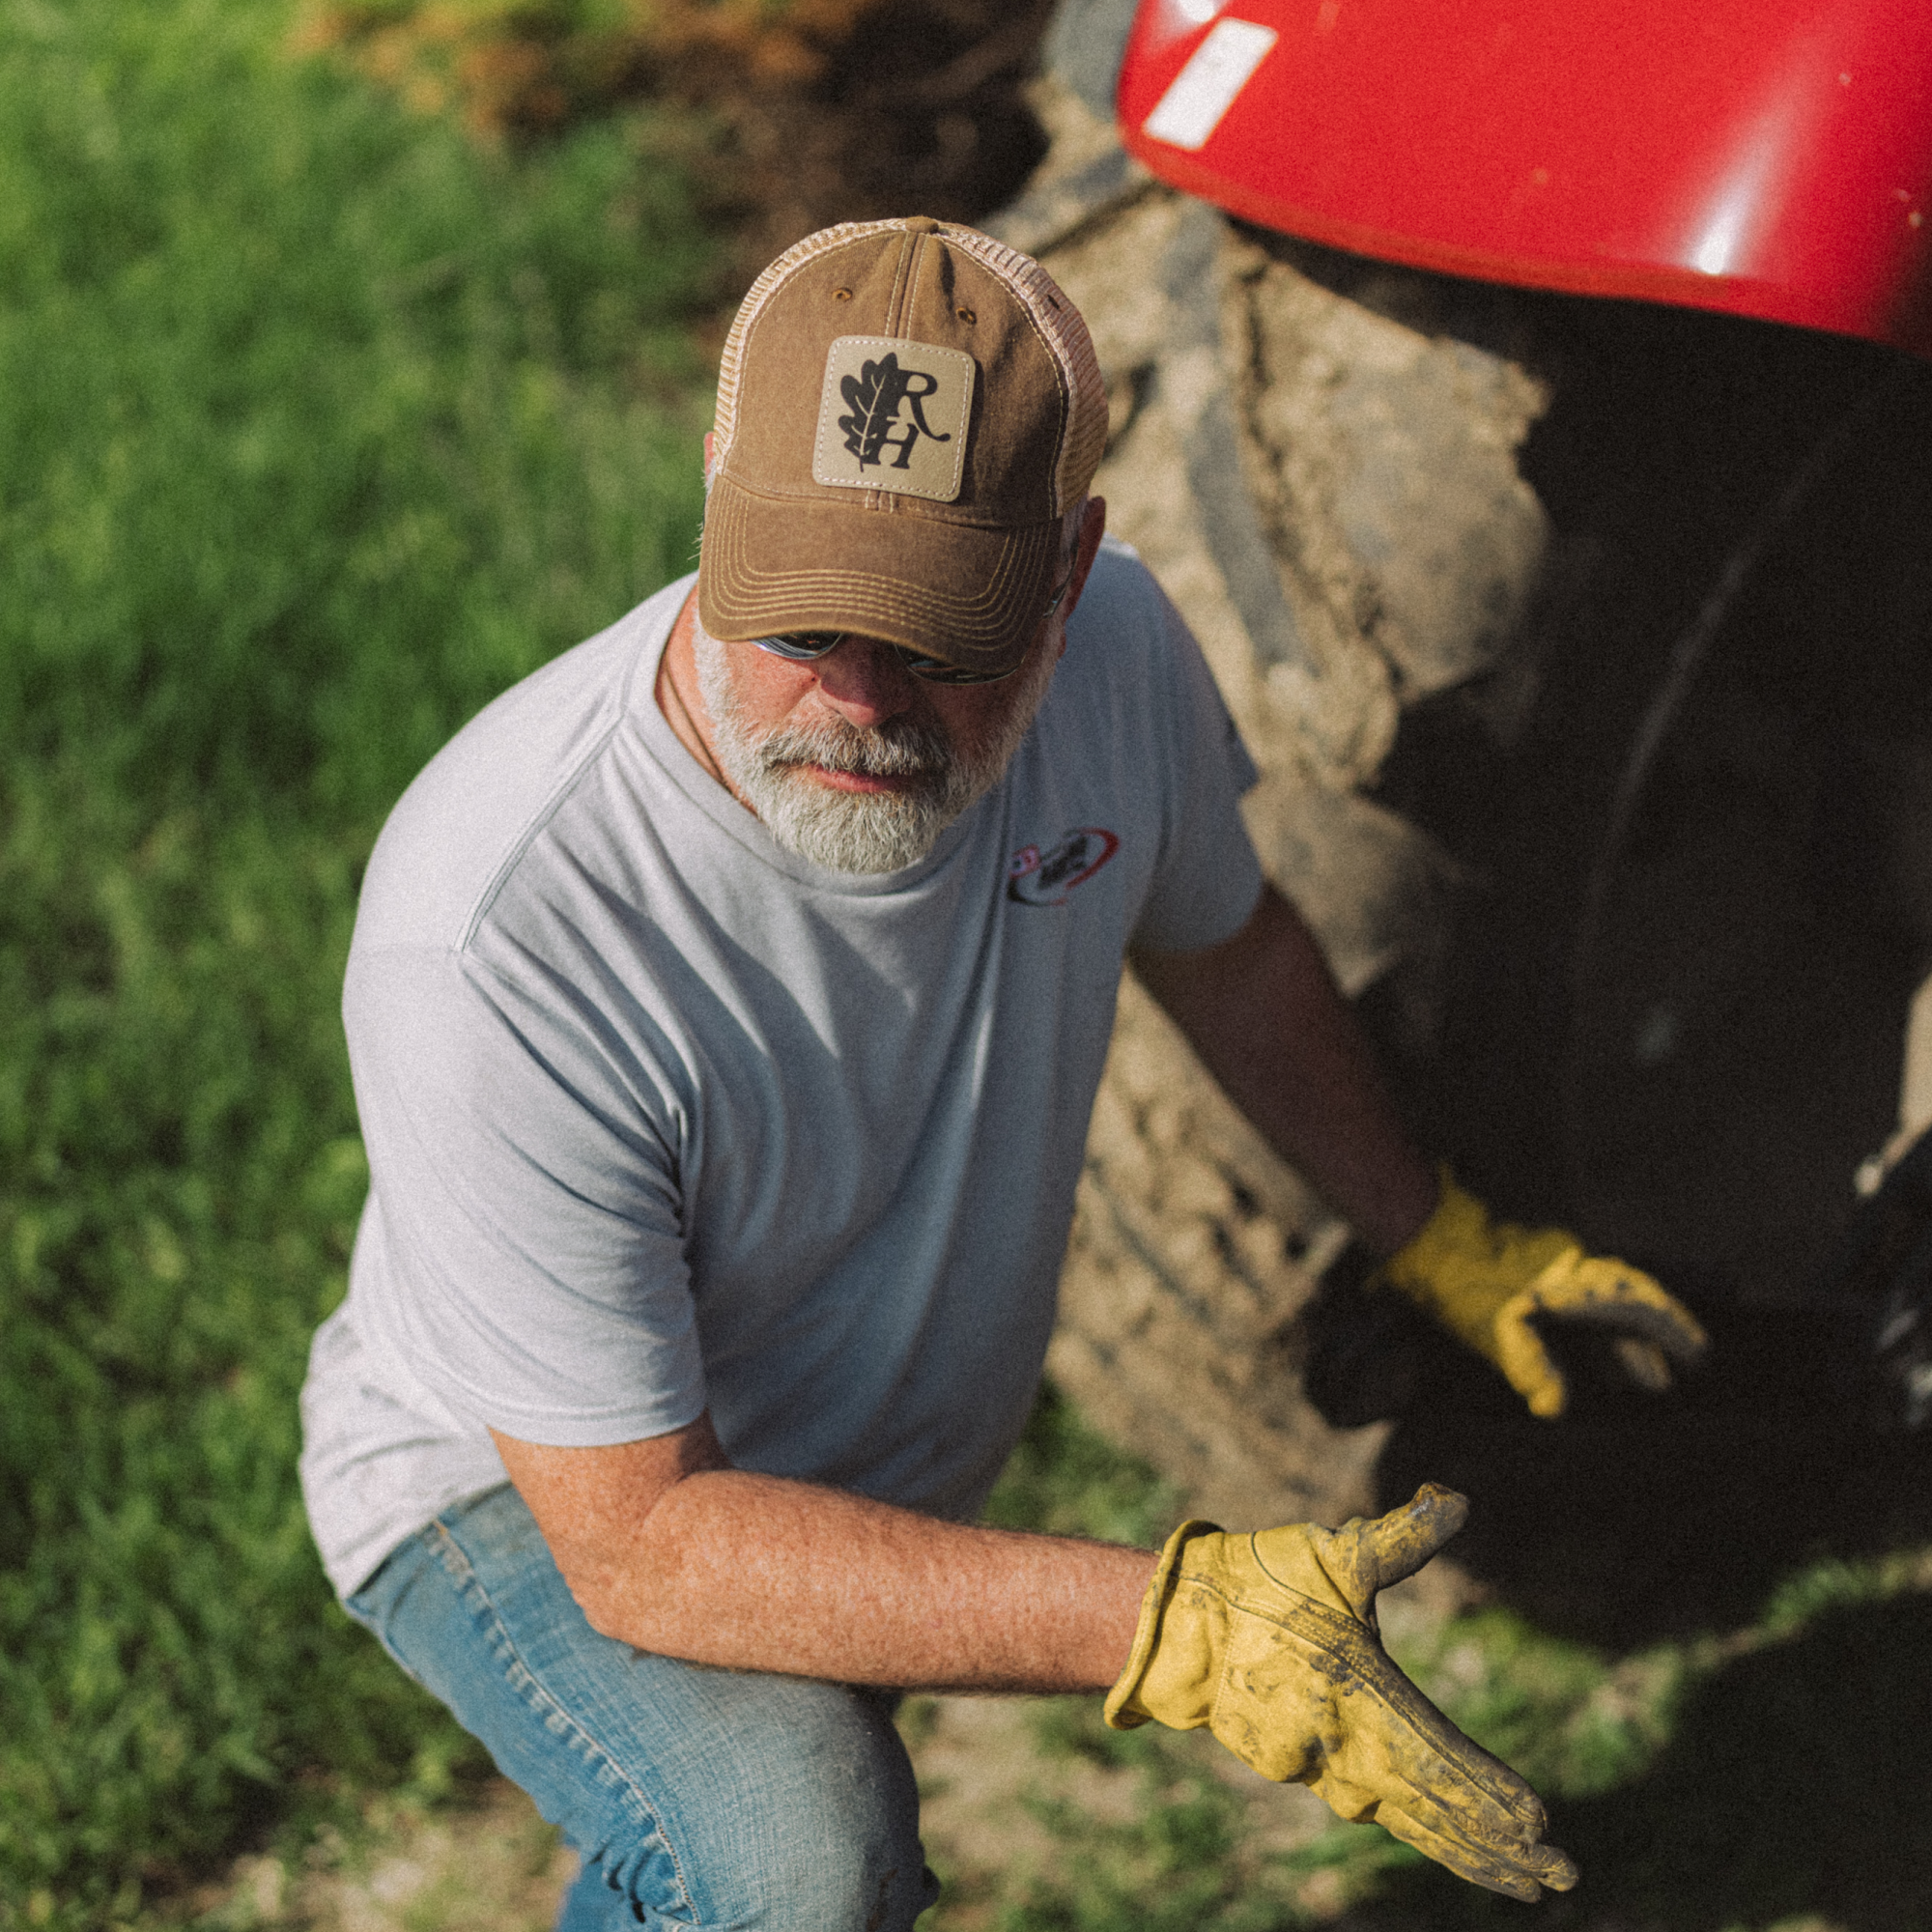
[901,215,940,235]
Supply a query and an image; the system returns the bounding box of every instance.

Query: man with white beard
[681,522,1065,876]
[301,217,1703,1930]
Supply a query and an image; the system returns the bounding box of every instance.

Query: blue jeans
[346,1484,941,1930]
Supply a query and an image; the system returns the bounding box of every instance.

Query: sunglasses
[748,562,1078,687]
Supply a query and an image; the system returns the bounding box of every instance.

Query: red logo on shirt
[1007,828,1121,906]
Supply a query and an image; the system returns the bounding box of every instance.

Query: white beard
[692,626,1058,874]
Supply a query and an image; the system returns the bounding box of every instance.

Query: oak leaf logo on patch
[838,352,952,472]
[1008,828,1121,906]
[812,336,974,501]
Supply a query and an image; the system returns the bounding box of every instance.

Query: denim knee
[347,1488,938,1930]
[569,1676,934,1930]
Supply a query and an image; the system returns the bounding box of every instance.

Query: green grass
[0,0,710,1919]
[981,1381,1182,1550]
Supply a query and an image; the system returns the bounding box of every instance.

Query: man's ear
[703,430,717,481]
[1055,497,1108,656]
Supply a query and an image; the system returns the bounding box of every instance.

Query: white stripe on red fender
[1142,18,1278,154]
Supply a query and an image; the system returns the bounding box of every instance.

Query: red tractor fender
[1117,0,1932,356]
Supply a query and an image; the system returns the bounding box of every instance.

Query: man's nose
[807,638,921,729]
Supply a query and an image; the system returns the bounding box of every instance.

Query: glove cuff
[1376,1167,1476,1291]
[1377,1168,1579,1358]
[1102,1519,1220,1730]
[1377,1167,1494,1327]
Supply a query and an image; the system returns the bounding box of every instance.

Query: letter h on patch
[812,336,975,502]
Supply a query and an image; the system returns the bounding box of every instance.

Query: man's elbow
[491,1414,727,1650]
[547,1520,698,1655]
[548,1541,634,1641]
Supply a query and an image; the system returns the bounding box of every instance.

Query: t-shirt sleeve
[343,941,707,1447]
[1124,570,1265,954]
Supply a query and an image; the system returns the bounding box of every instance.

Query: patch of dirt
[301,0,1060,297]
[190,1700,1346,1932]
[188,1781,573,1931]
[903,1695,1345,1927]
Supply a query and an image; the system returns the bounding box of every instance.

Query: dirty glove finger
[1613,1335,1673,1390]
[1288,1589,1575,1894]
[1376,1801,1580,1901]
[1490,1313,1572,1419]
[1524,1248,1709,1364]
[1312,1481,1469,1613]
[1495,1249,1708,1414]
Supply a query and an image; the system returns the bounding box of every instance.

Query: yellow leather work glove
[1378,1169,1708,1418]
[1106,1485,1577,1902]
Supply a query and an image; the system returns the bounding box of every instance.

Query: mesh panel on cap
[710,218,1107,515]
[712,220,904,475]
[933,225,1108,516]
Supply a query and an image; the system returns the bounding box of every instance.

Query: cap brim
[698,472,1063,677]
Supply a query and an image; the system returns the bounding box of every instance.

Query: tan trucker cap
[697,215,1108,678]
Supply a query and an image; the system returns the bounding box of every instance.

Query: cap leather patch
[811,336,975,501]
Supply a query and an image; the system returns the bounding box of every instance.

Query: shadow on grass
[1352,1293,1932,1651]
[1346,1591,1932,1931]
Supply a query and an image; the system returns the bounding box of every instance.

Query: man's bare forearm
[492,1421,1156,1691]
[1131,881,1437,1258]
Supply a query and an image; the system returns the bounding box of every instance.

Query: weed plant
[0,0,709,1919]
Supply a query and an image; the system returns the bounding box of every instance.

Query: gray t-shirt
[299,541,1263,1598]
